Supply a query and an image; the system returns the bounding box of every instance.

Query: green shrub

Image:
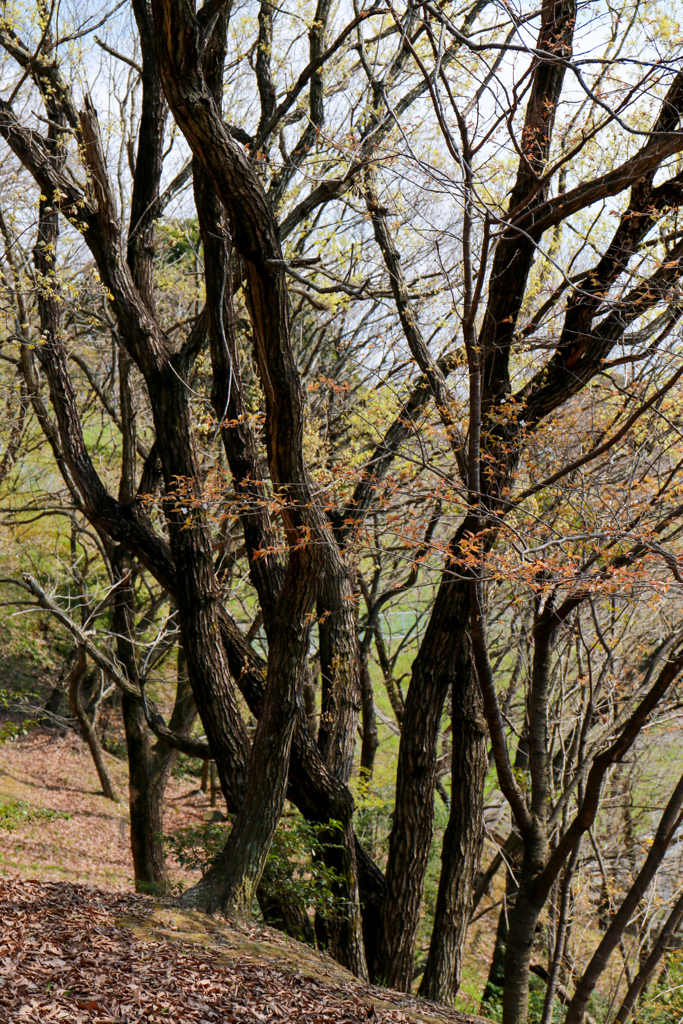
[165,813,348,919]
[637,952,683,1024]
[0,798,71,831]
[169,752,205,781]
[483,983,565,1024]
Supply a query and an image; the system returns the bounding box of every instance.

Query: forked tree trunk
[149,1,367,971]
[68,648,120,803]
[179,547,320,917]
[419,655,487,1002]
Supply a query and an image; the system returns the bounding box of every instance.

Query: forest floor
[0,730,492,1024]
[0,728,205,890]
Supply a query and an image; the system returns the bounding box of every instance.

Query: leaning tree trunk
[68,648,120,803]
[150,0,368,971]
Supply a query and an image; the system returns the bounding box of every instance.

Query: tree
[2,1,683,1020]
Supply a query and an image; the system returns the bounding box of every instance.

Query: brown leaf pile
[0,879,418,1023]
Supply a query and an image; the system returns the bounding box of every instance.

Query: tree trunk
[122,645,198,893]
[179,546,320,917]
[502,882,544,1024]
[314,565,368,975]
[375,560,469,989]
[359,643,379,776]
[122,695,167,891]
[68,648,120,803]
[317,567,361,786]
[419,661,487,1002]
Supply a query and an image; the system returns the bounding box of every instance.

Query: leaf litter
[0,879,487,1024]
[0,733,488,1024]
[0,730,207,888]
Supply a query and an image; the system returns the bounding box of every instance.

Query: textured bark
[375,545,470,989]
[3,44,255,823]
[538,842,580,1024]
[501,857,546,1024]
[149,362,252,813]
[180,543,321,917]
[68,649,120,803]
[317,567,361,786]
[313,563,365,968]
[150,1,367,973]
[286,705,374,972]
[266,0,334,207]
[0,8,383,970]
[122,695,168,891]
[497,648,683,1024]
[30,98,119,807]
[112,452,197,901]
[360,14,508,981]
[419,665,487,1002]
[495,608,560,1024]
[194,15,286,633]
[127,0,168,311]
[194,20,369,954]
[359,644,379,776]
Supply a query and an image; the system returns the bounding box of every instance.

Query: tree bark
[317,565,361,787]
[150,1,367,973]
[501,845,546,1024]
[375,555,470,989]
[68,648,120,803]
[359,642,379,776]
[419,661,487,1002]
[180,545,321,916]
[122,695,168,891]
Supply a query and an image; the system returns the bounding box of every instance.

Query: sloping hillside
[0,879,490,1023]
[0,731,493,1023]
[0,729,205,888]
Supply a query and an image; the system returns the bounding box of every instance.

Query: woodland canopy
[1,1,683,1023]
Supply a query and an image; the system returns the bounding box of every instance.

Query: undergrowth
[0,797,72,831]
